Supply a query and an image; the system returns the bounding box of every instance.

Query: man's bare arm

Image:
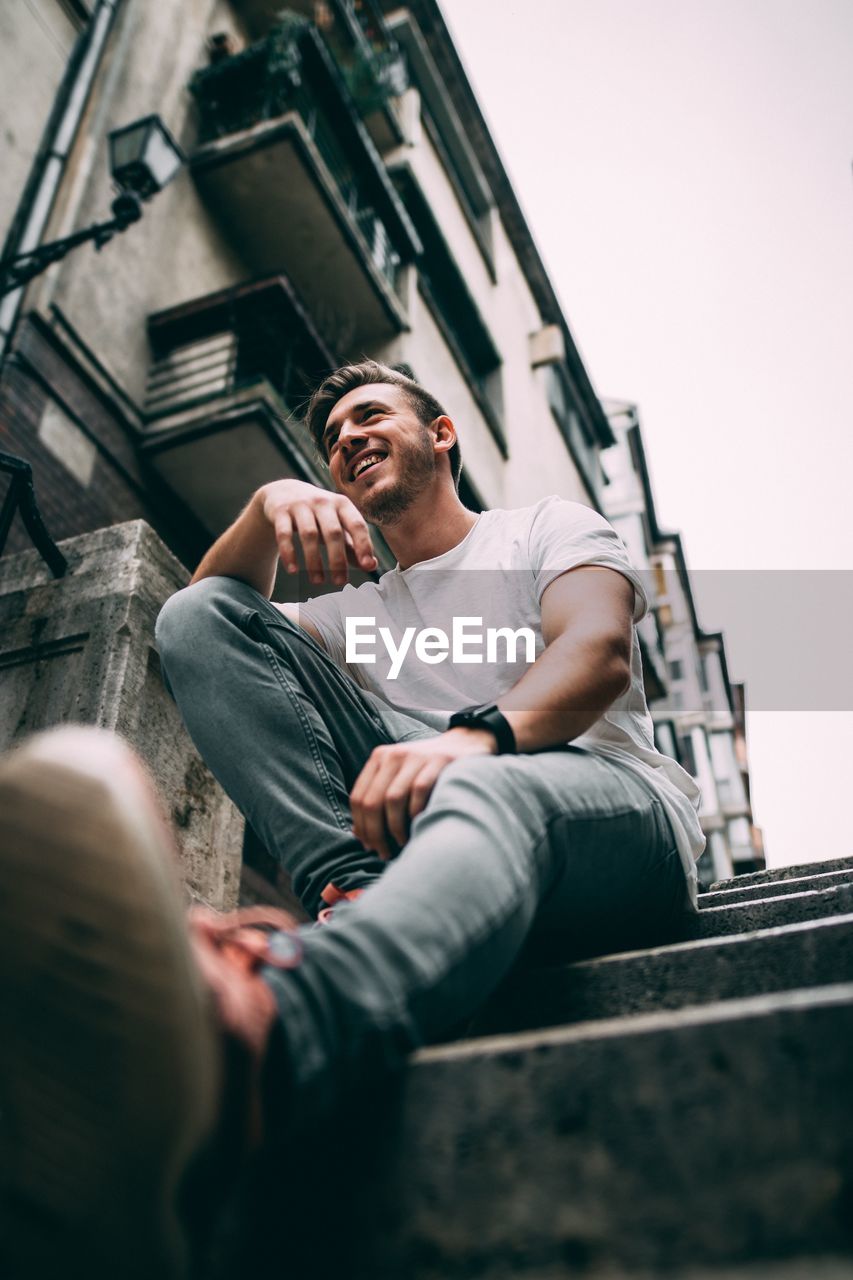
[499,565,634,752]
[190,479,378,596]
[191,487,279,596]
[349,565,635,857]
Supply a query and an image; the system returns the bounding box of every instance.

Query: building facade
[1,1,762,890]
[0,0,611,582]
[603,401,765,885]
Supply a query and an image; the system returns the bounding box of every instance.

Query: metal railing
[330,0,408,114]
[191,19,401,290]
[545,365,603,503]
[145,332,239,418]
[0,451,67,577]
[145,326,322,423]
[145,284,339,424]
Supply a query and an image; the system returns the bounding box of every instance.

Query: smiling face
[323,382,447,524]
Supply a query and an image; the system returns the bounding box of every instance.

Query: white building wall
[710,730,748,812]
[727,816,754,864]
[31,0,254,404]
[387,121,591,508]
[702,648,734,728]
[691,725,720,823]
[613,511,649,574]
[9,1,597,513]
[708,830,734,882]
[390,113,494,319]
[0,1,83,245]
[377,280,507,505]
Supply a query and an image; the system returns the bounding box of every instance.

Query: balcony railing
[316,0,407,119]
[145,274,336,422]
[545,364,605,504]
[233,1,407,124]
[191,18,411,293]
[140,275,338,535]
[390,163,505,453]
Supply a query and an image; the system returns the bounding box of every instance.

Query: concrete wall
[5,0,598,521]
[383,103,591,509]
[710,730,748,814]
[0,1,82,247]
[32,0,250,404]
[377,277,507,506]
[0,520,243,909]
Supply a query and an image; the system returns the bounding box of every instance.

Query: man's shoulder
[483,495,612,536]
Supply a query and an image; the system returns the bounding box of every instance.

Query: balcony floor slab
[192,113,408,350]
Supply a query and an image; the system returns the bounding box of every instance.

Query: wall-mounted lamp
[0,114,185,299]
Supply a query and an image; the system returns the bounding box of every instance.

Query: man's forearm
[500,629,631,753]
[190,488,278,596]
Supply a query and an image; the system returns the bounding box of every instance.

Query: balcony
[544,364,605,504]
[190,18,420,349]
[714,775,750,820]
[391,163,506,454]
[385,7,496,276]
[140,275,335,536]
[233,0,407,151]
[242,0,409,148]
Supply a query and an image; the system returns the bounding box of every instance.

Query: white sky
[443,0,853,869]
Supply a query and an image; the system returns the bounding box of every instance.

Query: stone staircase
[5,527,850,1275]
[277,856,853,1279]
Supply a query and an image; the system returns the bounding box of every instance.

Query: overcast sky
[443,0,853,869]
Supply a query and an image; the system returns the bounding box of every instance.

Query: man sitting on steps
[0,359,703,1278]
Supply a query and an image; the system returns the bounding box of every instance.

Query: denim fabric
[156,576,688,1128]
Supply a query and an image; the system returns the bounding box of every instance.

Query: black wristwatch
[448,703,517,755]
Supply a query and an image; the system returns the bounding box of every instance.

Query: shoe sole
[0,728,219,1279]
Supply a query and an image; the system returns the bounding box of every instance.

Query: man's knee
[426,755,529,827]
[155,576,254,668]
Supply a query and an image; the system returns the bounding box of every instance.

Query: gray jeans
[155,576,687,1127]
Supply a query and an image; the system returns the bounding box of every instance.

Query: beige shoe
[0,727,220,1280]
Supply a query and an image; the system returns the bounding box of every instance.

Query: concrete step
[505,1263,853,1280]
[684,881,853,938]
[700,868,853,908]
[711,854,853,891]
[340,983,853,1278]
[467,913,853,1037]
[499,1262,853,1280]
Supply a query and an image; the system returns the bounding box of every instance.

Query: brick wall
[0,312,209,570]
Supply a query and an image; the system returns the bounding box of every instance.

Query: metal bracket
[0,193,142,299]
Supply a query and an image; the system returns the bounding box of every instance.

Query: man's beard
[359,428,436,526]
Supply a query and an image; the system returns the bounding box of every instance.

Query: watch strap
[448,703,517,754]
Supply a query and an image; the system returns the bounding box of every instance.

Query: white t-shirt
[296,496,705,906]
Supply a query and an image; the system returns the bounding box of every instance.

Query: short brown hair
[304,360,463,488]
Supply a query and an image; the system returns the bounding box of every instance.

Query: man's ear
[431,415,457,456]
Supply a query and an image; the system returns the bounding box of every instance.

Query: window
[391,166,504,450]
[654,720,677,758]
[544,365,603,503]
[677,734,697,776]
[668,659,683,681]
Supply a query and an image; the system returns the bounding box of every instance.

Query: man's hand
[191,478,378,596]
[350,728,497,860]
[261,479,378,586]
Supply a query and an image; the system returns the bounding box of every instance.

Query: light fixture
[108,114,185,202]
[0,114,185,298]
